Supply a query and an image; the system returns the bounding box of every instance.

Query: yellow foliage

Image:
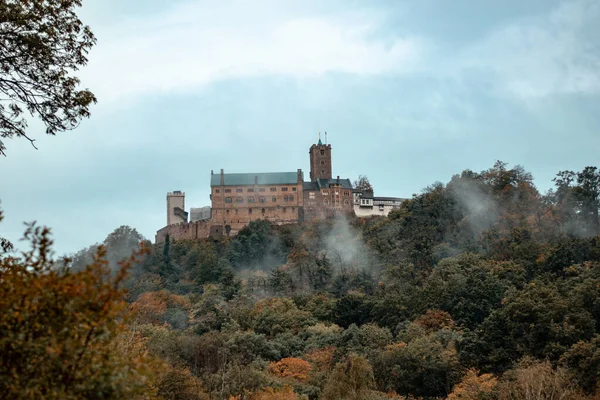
[268,357,312,382]
[0,223,157,399]
[447,369,497,400]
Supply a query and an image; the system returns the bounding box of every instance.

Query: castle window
[281,187,288,192]
[247,197,255,203]
[247,188,254,193]
[320,149,324,156]
[272,196,277,202]
[259,196,266,203]
[270,187,277,192]
[289,195,294,201]
[236,188,243,193]
[283,207,287,213]
[309,192,315,200]
[324,199,329,205]
[235,209,238,214]
[284,195,288,202]
[225,189,232,193]
[236,197,243,203]
[249,208,252,214]
[226,209,230,214]
[320,160,325,165]
[322,191,329,195]
[292,187,296,191]
[215,189,220,193]
[225,197,232,203]
[259,188,266,192]
[321,170,325,175]
[262,208,265,215]
[344,200,350,206]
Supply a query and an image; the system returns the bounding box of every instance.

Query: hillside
[4,161,600,399]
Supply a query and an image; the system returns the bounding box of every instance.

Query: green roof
[211,171,301,186]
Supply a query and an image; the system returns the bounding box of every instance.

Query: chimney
[254,175,258,185]
[336,175,340,184]
[220,169,224,186]
[297,169,303,183]
[211,170,214,175]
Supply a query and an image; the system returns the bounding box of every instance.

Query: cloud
[453,0,600,99]
[80,0,420,103]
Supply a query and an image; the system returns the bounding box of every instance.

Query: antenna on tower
[325,131,328,144]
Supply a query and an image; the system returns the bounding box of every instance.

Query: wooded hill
[3,161,600,399]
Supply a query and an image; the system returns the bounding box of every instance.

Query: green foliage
[42,161,600,398]
[0,0,97,155]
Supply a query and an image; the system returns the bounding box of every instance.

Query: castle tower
[167,191,188,225]
[309,132,332,182]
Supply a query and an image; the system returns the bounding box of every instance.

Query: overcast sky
[1,0,599,255]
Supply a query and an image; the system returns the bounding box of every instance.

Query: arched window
[284,195,289,202]
[236,197,243,203]
[247,197,255,203]
[259,196,266,203]
[225,197,232,203]
[272,196,277,202]
[324,199,329,205]
[261,208,265,215]
[249,208,253,214]
[289,195,294,201]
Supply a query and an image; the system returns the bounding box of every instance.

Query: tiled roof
[211,172,301,186]
[316,178,353,190]
[303,182,319,190]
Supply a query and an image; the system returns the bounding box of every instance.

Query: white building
[353,189,405,217]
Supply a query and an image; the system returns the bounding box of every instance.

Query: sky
[1,0,599,255]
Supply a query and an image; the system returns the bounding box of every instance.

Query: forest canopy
[2,161,600,399]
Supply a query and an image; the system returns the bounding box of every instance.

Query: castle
[155,137,405,243]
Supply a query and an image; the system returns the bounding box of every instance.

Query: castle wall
[210,174,304,232]
[155,220,219,243]
[303,184,354,221]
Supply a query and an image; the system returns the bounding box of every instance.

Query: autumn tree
[0,222,156,399]
[0,0,97,155]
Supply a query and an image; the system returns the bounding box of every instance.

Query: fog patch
[450,179,499,237]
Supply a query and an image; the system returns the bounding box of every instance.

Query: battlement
[167,191,185,197]
[155,219,223,243]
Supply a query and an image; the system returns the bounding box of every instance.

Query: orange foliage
[414,309,455,332]
[268,357,311,382]
[130,291,190,325]
[130,292,167,324]
[304,346,336,372]
[447,369,497,400]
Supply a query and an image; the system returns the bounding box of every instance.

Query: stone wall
[210,176,304,232]
[155,219,220,243]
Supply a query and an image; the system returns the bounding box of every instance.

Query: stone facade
[155,219,222,243]
[210,169,305,233]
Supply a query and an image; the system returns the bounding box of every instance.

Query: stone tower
[167,191,188,225]
[309,133,332,182]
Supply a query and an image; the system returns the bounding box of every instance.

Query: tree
[0,222,156,398]
[0,0,97,155]
[353,175,373,193]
